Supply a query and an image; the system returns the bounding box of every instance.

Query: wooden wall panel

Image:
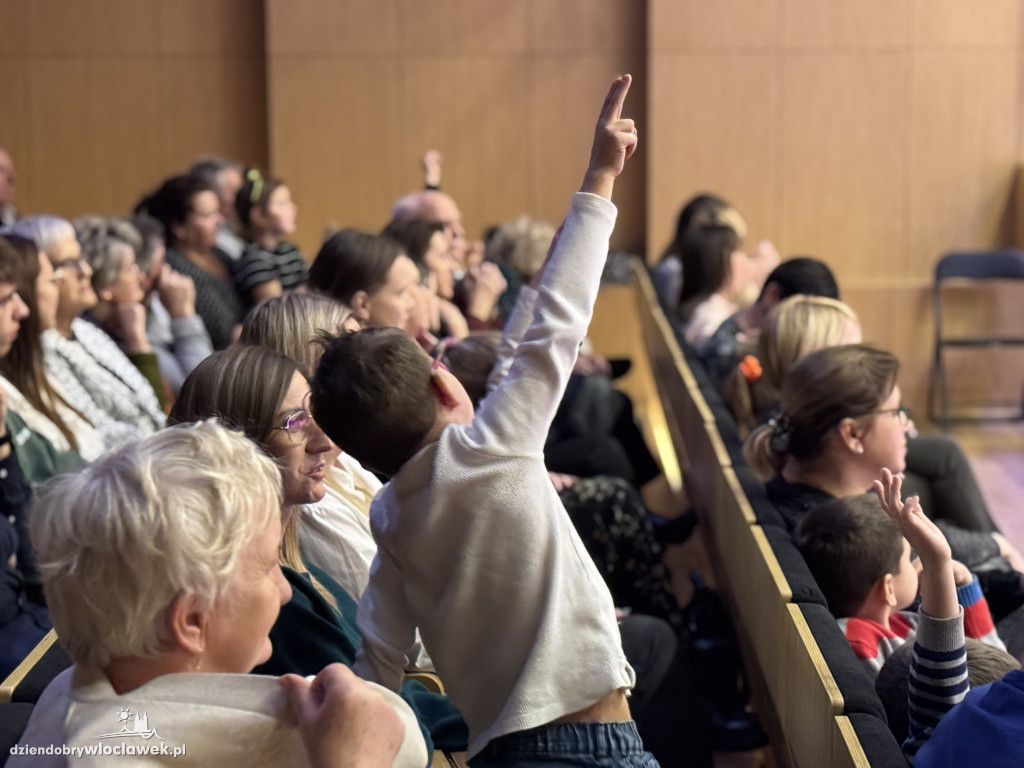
[647,54,779,260]
[268,0,647,256]
[650,0,1024,422]
[0,0,267,221]
[907,51,1019,267]
[782,0,910,49]
[778,53,908,281]
[650,0,779,51]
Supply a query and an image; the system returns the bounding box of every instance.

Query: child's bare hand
[582,74,638,199]
[873,469,951,570]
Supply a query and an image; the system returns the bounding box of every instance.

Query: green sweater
[253,564,468,755]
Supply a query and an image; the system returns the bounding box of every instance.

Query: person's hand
[548,472,579,493]
[750,239,781,283]
[464,240,485,269]
[581,74,638,200]
[464,262,507,321]
[574,353,611,377]
[950,559,973,587]
[117,302,152,354]
[873,468,957,619]
[422,149,442,189]
[158,265,196,319]
[280,664,405,768]
[992,532,1024,573]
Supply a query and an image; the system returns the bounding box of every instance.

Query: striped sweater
[838,576,1002,679]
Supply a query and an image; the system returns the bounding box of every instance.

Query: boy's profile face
[892,538,919,610]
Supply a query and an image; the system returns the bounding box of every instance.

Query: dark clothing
[764,476,833,532]
[697,313,744,392]
[166,248,245,350]
[232,241,307,308]
[560,476,681,628]
[254,564,468,754]
[0,446,51,679]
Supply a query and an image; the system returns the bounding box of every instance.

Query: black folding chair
[929,249,1024,429]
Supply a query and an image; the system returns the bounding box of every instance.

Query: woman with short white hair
[9,420,426,768]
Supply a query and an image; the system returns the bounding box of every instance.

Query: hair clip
[246,168,264,205]
[767,411,792,454]
[738,354,763,383]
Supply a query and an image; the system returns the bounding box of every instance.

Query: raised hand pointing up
[582,74,638,200]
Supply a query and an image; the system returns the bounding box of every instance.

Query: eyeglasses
[876,406,911,426]
[50,256,88,276]
[273,409,314,445]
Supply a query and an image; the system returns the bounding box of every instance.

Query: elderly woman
[168,345,468,754]
[5,216,164,444]
[9,421,425,768]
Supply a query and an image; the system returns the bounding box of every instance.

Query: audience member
[677,224,749,348]
[168,346,468,754]
[308,229,420,332]
[136,175,245,349]
[744,345,1023,586]
[795,492,1003,680]
[701,257,840,390]
[311,74,655,766]
[0,235,99,467]
[189,155,246,260]
[9,421,427,768]
[127,214,213,395]
[75,215,168,410]
[233,168,306,307]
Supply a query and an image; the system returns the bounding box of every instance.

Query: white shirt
[353,193,635,758]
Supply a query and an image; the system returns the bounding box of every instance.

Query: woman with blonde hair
[725,294,861,436]
[10,420,426,768]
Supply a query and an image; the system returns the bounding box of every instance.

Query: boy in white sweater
[311,76,656,766]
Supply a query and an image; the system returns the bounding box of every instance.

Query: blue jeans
[470,721,661,767]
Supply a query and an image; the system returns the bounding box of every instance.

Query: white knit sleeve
[353,545,418,693]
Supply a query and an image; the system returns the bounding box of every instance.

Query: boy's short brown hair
[311,327,437,476]
[795,493,904,618]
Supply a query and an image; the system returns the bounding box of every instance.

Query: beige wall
[265,0,647,257]
[0,0,267,219]
[648,0,1024,415]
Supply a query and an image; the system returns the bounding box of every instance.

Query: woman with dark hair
[168,345,468,755]
[677,224,748,348]
[135,175,244,349]
[232,169,306,307]
[308,229,419,331]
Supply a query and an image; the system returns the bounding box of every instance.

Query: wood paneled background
[649,0,1024,415]
[2,0,1023,416]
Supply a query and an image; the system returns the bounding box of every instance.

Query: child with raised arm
[311,76,656,767]
[872,469,968,765]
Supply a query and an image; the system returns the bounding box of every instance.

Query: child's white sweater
[353,192,635,758]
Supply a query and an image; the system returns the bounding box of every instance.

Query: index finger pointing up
[600,74,632,122]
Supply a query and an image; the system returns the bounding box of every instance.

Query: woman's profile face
[50,234,98,317]
[201,513,291,673]
[859,383,910,475]
[101,243,145,306]
[266,372,333,506]
[366,254,420,330]
[182,191,222,253]
[264,185,297,237]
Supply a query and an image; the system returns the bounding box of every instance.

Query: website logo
[94,708,165,741]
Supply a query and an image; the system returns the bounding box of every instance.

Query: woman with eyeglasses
[135,175,244,350]
[2,216,164,456]
[168,344,468,756]
[232,169,306,308]
[744,344,1023,576]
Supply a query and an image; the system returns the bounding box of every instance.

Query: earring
[855,445,864,454]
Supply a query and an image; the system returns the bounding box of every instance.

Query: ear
[761,281,782,308]
[879,573,898,608]
[429,367,461,410]
[171,222,187,244]
[349,290,371,320]
[836,417,865,455]
[249,205,270,230]
[165,591,207,657]
[100,289,113,302]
